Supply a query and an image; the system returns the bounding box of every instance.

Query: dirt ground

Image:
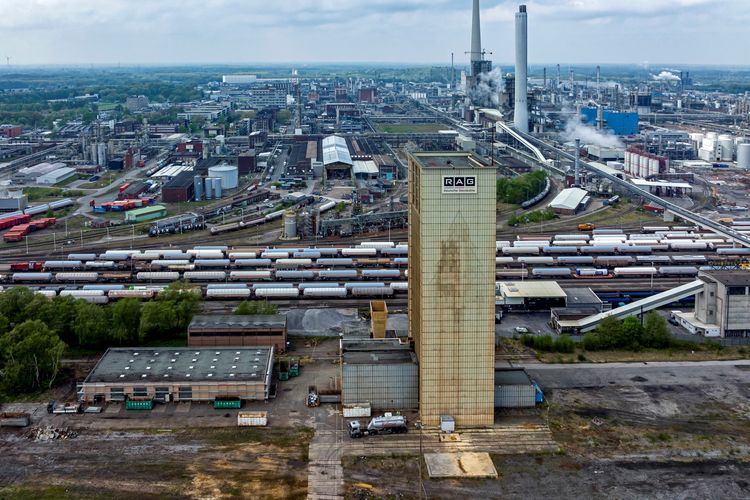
[343,382,750,499]
[0,426,313,500]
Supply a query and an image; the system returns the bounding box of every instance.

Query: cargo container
[213,398,242,409]
[237,411,268,426]
[126,399,154,410]
[342,404,371,418]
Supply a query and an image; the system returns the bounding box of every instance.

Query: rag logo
[442,175,477,193]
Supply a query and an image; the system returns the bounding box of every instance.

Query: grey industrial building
[188,315,288,351]
[79,347,274,403]
[341,339,418,410]
[675,271,750,338]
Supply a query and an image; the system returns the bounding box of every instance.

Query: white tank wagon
[254,288,300,299]
[55,272,99,282]
[351,286,395,297]
[44,260,83,270]
[530,267,572,278]
[13,273,53,282]
[234,258,273,268]
[136,272,180,281]
[613,266,657,277]
[107,289,155,299]
[302,287,348,298]
[229,271,273,281]
[657,266,699,276]
[183,271,227,281]
[206,288,251,299]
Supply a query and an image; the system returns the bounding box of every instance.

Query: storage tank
[204,178,213,200]
[737,143,750,169]
[208,164,239,189]
[649,158,659,177]
[718,135,734,161]
[213,177,223,199]
[194,176,204,201]
[283,210,297,239]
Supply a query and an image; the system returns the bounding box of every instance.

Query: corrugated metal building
[124,205,167,223]
[188,314,287,351]
[495,369,536,408]
[341,339,418,410]
[547,187,590,215]
[79,347,274,403]
[162,171,195,203]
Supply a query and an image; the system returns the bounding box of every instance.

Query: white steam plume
[467,67,503,108]
[560,110,623,149]
[652,71,681,82]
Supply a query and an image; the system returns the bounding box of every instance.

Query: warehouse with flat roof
[79,347,274,403]
[188,315,287,351]
[496,281,567,311]
[162,171,195,202]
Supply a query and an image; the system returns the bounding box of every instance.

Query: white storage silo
[738,143,750,169]
[193,176,203,201]
[718,135,734,161]
[624,151,632,174]
[283,210,297,239]
[208,164,239,190]
[649,158,659,177]
[689,133,703,150]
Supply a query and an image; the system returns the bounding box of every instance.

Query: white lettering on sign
[442,175,477,194]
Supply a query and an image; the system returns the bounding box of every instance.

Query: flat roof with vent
[188,314,286,330]
[84,347,274,384]
[498,281,567,299]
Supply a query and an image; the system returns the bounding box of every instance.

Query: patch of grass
[375,122,445,134]
[25,187,84,202]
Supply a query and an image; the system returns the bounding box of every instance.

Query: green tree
[593,316,625,350]
[643,312,672,348]
[139,302,178,340]
[33,295,79,346]
[235,301,278,315]
[0,287,36,325]
[158,282,200,333]
[0,320,66,393]
[74,302,112,347]
[622,316,644,349]
[111,299,143,345]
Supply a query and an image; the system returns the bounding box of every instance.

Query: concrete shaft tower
[514,5,529,133]
[408,152,496,428]
[471,0,482,67]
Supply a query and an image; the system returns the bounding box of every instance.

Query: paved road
[517,360,750,389]
[73,159,158,217]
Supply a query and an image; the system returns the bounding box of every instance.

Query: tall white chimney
[471,0,482,67]
[573,139,581,187]
[514,5,529,134]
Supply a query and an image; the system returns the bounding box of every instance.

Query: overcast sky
[1,0,748,67]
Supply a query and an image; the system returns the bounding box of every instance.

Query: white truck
[348,414,408,438]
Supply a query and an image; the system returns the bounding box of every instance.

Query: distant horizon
[1,1,748,67]
[2,62,750,71]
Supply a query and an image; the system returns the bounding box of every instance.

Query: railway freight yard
[4,4,750,496]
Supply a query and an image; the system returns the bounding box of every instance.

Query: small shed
[494,369,536,408]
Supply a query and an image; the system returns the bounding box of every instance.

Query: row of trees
[582,312,673,351]
[496,170,548,204]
